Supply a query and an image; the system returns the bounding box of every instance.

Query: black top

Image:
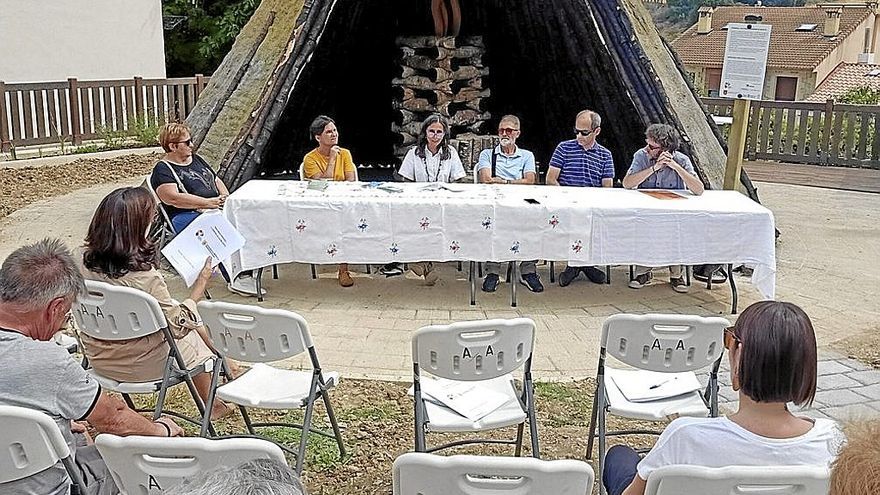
[150,154,219,217]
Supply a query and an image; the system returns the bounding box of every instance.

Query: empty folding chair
[645,465,830,495]
[0,405,87,495]
[72,280,216,434]
[196,301,345,474]
[393,452,594,495]
[412,318,540,457]
[96,434,286,495]
[585,313,729,495]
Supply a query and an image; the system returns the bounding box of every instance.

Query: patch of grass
[535,381,594,427]
[339,402,403,422]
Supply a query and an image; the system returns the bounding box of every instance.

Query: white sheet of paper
[611,369,702,403]
[418,377,513,422]
[161,211,246,287]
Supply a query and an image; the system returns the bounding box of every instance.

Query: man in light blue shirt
[623,123,705,293]
[475,115,543,293]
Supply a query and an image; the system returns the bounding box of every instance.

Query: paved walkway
[1,176,878,420]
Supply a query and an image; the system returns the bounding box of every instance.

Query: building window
[775,76,798,101]
[706,68,722,97]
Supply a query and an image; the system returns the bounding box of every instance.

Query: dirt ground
[0,153,159,219]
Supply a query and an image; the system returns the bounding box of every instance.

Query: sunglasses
[724,327,741,350]
[574,127,596,137]
[173,139,193,147]
[498,127,519,135]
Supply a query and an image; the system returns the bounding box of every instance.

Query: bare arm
[156,184,222,210]
[215,178,230,196]
[621,475,647,495]
[478,168,493,184]
[669,161,704,195]
[546,166,561,186]
[623,166,656,189]
[345,171,356,181]
[86,392,183,437]
[515,171,536,184]
[602,178,614,187]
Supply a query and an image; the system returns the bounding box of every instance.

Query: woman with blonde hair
[830,420,880,495]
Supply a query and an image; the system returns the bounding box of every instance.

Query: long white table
[224,180,776,305]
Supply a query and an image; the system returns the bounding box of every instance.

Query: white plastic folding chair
[196,300,345,474]
[95,434,286,495]
[393,452,594,495]
[585,313,729,495]
[144,176,178,252]
[72,280,217,435]
[412,318,540,457]
[645,464,830,495]
[0,405,87,494]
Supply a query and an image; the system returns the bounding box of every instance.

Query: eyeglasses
[173,139,193,147]
[724,327,741,350]
[574,127,596,137]
[498,127,519,135]
[427,129,445,136]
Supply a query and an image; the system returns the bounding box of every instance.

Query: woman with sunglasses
[150,123,262,296]
[603,301,843,495]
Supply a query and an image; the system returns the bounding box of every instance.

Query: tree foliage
[163,0,259,76]
[657,0,806,32]
[838,85,880,105]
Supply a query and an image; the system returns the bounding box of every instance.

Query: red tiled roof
[671,6,872,70]
[807,62,880,101]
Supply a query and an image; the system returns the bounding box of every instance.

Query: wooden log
[448,110,490,126]
[402,54,451,71]
[464,98,486,111]
[459,36,484,48]
[452,46,482,59]
[394,97,450,114]
[452,88,490,102]
[396,36,456,49]
[392,121,423,136]
[434,66,490,82]
[392,76,452,92]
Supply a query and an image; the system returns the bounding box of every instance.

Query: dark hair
[83,187,158,279]
[309,115,335,141]
[732,301,818,406]
[415,113,451,161]
[645,123,680,152]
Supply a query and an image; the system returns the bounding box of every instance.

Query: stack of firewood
[391,36,491,160]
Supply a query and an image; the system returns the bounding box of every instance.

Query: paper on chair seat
[418,377,515,422]
[610,369,701,402]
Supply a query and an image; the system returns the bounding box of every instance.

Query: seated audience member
[547,109,612,287]
[603,300,843,495]
[830,420,880,495]
[0,239,184,495]
[396,114,466,285]
[151,123,263,297]
[166,458,307,495]
[80,187,233,420]
[622,123,705,293]
[303,115,357,287]
[476,114,543,293]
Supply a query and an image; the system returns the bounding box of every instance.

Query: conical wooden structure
[187,0,757,200]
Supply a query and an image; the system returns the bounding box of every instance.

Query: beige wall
[814,16,875,88]
[762,69,815,100]
[0,0,166,83]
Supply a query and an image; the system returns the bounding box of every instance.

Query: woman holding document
[78,186,235,420]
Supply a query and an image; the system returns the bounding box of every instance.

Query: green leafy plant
[838,86,880,105]
[131,116,161,146]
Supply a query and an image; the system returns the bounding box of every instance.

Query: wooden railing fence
[0,75,210,152]
[701,97,880,168]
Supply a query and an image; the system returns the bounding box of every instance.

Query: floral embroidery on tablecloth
[571,239,583,254]
[327,243,338,257]
[267,245,278,258]
[389,243,399,256]
[419,217,431,230]
[449,241,461,253]
[549,215,559,228]
[510,241,521,254]
[481,216,492,229]
[357,218,369,232]
[295,219,307,233]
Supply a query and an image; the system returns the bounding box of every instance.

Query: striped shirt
[549,139,615,187]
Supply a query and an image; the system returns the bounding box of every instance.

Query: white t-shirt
[398,146,466,183]
[637,416,844,480]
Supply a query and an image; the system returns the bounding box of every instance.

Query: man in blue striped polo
[547,109,614,287]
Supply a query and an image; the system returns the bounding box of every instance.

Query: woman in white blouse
[398,114,466,183]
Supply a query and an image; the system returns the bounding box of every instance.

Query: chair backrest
[145,174,177,235]
[645,464,830,495]
[393,452,593,495]
[197,301,312,363]
[0,405,72,483]
[72,280,168,341]
[298,162,305,181]
[413,318,535,381]
[96,434,287,494]
[601,313,728,373]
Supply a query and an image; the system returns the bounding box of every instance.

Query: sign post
[720,23,771,190]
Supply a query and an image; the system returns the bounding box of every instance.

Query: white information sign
[161,211,246,287]
[720,23,772,100]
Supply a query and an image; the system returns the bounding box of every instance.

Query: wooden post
[820,98,835,164]
[67,77,82,146]
[723,98,751,190]
[0,80,9,152]
[133,76,144,122]
[194,74,205,99]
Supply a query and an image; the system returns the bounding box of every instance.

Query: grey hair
[645,123,680,152]
[498,114,521,129]
[166,459,307,495]
[0,238,84,309]
[576,110,601,130]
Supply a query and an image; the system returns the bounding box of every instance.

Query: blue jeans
[604,445,641,495]
[170,211,233,283]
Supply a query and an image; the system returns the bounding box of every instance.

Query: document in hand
[610,369,702,402]
[418,376,514,422]
[161,211,246,287]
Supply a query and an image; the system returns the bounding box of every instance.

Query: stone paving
[1,175,878,419]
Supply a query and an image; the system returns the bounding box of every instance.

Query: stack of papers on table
[417,376,514,422]
[610,369,701,402]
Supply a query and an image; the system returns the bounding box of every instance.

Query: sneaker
[228,275,267,296]
[558,266,580,287]
[482,273,500,292]
[423,268,439,286]
[628,272,653,289]
[670,277,689,293]
[520,273,544,293]
[338,270,354,287]
[582,266,607,284]
[379,262,404,277]
[693,265,727,284]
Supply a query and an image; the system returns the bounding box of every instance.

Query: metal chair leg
[549,261,555,283]
[629,265,635,281]
[272,264,279,279]
[469,261,476,306]
[728,263,738,314]
[605,265,611,284]
[256,267,264,303]
[310,264,317,280]
[510,262,518,308]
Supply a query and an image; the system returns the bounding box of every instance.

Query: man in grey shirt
[0,239,184,495]
[622,124,704,293]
